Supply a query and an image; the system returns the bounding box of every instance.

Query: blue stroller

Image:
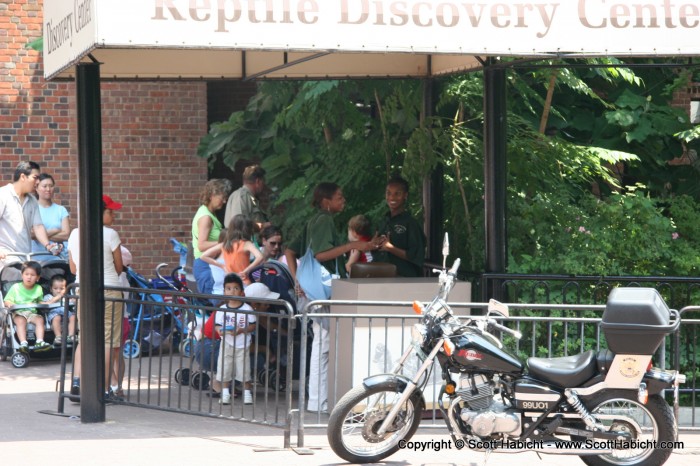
[247,260,311,391]
[122,264,197,359]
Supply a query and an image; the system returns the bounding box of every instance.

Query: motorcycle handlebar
[448,258,461,277]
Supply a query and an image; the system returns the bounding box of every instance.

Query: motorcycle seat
[526,350,597,388]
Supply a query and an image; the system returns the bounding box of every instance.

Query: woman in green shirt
[285,182,379,413]
[192,178,232,295]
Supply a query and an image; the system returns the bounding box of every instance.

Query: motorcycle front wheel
[579,391,677,466]
[327,383,424,463]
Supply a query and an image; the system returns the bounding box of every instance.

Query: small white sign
[43,0,97,79]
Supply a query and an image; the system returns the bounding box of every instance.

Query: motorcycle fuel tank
[450,329,523,374]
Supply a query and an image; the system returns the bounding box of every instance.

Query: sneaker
[243,390,253,405]
[54,336,63,346]
[19,341,29,352]
[69,379,80,403]
[104,390,125,403]
[66,335,76,345]
[34,340,52,351]
[220,392,232,405]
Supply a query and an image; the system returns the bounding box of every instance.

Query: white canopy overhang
[44,0,700,81]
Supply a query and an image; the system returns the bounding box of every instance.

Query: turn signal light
[445,382,456,395]
[443,339,455,356]
[412,301,425,314]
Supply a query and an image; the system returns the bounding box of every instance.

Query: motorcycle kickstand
[482,448,493,466]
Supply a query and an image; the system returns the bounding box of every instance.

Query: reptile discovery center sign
[45,1,700,80]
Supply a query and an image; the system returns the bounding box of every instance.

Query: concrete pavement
[2,358,699,466]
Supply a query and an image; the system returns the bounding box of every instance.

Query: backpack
[202,310,220,340]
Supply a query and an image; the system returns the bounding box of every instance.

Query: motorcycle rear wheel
[578,391,676,466]
[327,383,424,463]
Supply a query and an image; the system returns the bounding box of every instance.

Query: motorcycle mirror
[488,299,510,318]
[441,233,449,268]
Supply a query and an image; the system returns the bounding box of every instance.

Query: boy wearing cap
[67,195,125,402]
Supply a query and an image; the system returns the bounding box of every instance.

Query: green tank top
[192,205,222,259]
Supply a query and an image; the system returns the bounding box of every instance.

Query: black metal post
[420,78,444,264]
[76,62,105,422]
[483,62,507,301]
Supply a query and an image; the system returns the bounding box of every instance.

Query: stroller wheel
[122,339,141,359]
[178,338,194,358]
[257,367,268,386]
[190,371,210,390]
[174,368,190,385]
[11,351,29,369]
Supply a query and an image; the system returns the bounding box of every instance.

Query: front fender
[363,374,426,408]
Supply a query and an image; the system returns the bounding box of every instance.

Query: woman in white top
[67,195,125,401]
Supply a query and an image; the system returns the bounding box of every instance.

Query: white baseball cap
[245,282,280,300]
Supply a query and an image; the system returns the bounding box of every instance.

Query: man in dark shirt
[224,165,270,232]
[374,176,426,277]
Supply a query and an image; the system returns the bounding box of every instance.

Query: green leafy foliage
[197,62,700,278]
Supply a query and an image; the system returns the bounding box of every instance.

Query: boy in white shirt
[214,273,255,405]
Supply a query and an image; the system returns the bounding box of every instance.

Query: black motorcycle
[327,244,685,465]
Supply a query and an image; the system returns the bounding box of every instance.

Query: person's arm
[4,286,17,308]
[240,241,264,278]
[382,220,425,266]
[345,249,361,274]
[315,240,375,263]
[112,244,124,275]
[237,322,256,335]
[285,248,298,280]
[50,215,70,242]
[42,294,62,305]
[68,249,77,275]
[201,243,224,267]
[32,224,57,252]
[196,215,218,252]
[379,238,409,260]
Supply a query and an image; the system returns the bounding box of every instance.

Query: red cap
[102,195,123,210]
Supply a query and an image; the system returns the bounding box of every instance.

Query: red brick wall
[671,82,700,118]
[1,0,209,273]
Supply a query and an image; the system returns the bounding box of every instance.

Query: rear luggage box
[601,288,672,355]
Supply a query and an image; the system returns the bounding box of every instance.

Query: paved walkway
[2,358,699,466]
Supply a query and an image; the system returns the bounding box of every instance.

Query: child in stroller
[0,255,74,368]
[3,261,51,351]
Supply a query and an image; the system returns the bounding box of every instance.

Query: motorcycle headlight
[411,323,427,346]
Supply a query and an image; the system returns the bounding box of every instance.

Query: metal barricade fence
[55,290,699,449]
[56,285,298,447]
[294,299,699,447]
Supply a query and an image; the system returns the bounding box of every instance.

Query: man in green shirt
[374,176,426,277]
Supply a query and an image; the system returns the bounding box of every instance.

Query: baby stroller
[122,264,197,360]
[0,253,74,368]
[247,259,310,392]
